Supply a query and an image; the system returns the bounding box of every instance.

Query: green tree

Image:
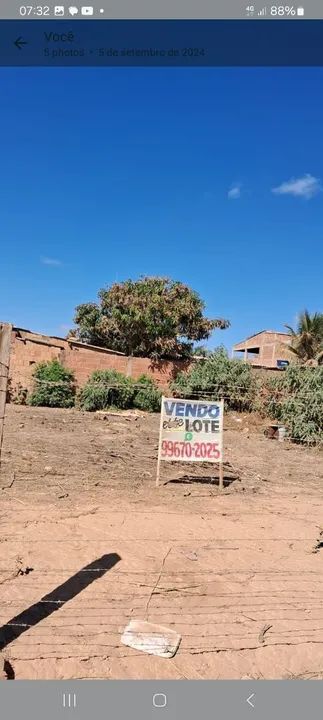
[77,369,135,411]
[171,347,256,411]
[192,345,212,357]
[69,277,229,359]
[28,360,75,408]
[285,310,323,365]
[261,365,323,445]
[133,375,161,412]
[77,370,161,412]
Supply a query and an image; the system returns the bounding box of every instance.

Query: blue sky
[0,66,322,350]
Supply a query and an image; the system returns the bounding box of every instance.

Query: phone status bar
[245,5,305,17]
[1,0,323,20]
[17,4,307,18]
[18,6,105,17]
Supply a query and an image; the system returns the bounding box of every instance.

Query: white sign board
[157,397,224,486]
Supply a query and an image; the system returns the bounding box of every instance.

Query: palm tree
[285,310,323,365]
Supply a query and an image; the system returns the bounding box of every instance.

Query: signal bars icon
[258,6,267,15]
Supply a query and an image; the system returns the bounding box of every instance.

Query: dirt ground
[1,404,323,680]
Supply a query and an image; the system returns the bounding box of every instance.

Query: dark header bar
[1,20,323,66]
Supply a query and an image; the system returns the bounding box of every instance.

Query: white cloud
[228,185,241,200]
[41,256,62,266]
[272,174,322,199]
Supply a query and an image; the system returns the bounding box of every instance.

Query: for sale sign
[157,397,224,474]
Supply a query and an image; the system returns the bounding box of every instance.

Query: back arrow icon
[14,37,28,50]
[246,693,255,708]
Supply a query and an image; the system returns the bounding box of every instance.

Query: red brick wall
[8,330,189,394]
[9,333,63,392]
[61,346,129,387]
[129,356,190,387]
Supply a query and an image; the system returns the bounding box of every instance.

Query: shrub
[28,359,75,408]
[78,370,162,412]
[260,365,323,445]
[171,347,256,411]
[13,384,29,405]
[7,380,28,405]
[133,375,162,412]
[77,369,135,411]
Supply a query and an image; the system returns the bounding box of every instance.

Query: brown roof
[13,327,125,355]
[243,330,289,342]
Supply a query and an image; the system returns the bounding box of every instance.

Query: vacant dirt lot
[1,404,323,680]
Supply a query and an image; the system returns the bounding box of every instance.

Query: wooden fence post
[0,323,12,469]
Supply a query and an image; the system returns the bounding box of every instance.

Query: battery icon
[297,7,304,15]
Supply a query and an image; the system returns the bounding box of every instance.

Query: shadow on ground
[166,472,239,488]
[0,553,121,652]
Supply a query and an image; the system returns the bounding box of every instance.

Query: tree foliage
[28,360,75,408]
[77,370,161,412]
[285,310,323,365]
[171,347,256,411]
[132,375,162,412]
[259,365,323,445]
[69,277,229,359]
[191,345,213,357]
[77,370,134,411]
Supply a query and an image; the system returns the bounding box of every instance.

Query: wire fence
[6,374,323,397]
[3,374,322,447]
[0,572,322,656]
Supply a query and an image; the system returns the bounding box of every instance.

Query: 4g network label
[159,397,224,463]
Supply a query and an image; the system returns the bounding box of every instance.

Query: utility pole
[0,323,12,469]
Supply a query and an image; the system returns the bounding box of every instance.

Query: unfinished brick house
[232,330,293,369]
